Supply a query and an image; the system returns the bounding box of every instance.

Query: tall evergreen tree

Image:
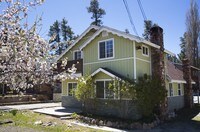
[142,20,152,40]
[49,19,76,55]
[48,20,63,55]
[178,32,187,61]
[87,0,106,26]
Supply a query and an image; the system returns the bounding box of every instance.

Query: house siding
[83,32,151,79]
[84,59,134,79]
[60,29,97,61]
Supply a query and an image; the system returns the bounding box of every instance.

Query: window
[96,80,114,99]
[99,39,114,59]
[74,51,82,60]
[169,83,173,97]
[142,46,149,56]
[178,83,181,96]
[68,83,77,96]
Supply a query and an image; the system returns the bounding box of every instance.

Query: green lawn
[0,110,101,132]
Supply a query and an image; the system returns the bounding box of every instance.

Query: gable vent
[102,31,108,37]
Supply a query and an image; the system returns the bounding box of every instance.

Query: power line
[123,0,139,36]
[137,0,147,20]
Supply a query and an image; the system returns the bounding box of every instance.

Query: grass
[0,110,103,132]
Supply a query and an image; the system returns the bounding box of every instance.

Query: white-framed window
[142,45,149,56]
[169,83,173,97]
[73,50,82,60]
[95,80,115,99]
[68,82,77,96]
[178,83,182,96]
[98,39,114,60]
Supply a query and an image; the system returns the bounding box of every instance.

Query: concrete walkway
[0,102,61,110]
[33,107,82,117]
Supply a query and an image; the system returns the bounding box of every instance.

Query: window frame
[142,45,149,57]
[73,50,82,60]
[67,82,77,96]
[98,38,114,60]
[169,83,173,97]
[95,79,116,99]
[178,83,182,96]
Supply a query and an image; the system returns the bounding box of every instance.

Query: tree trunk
[182,59,193,108]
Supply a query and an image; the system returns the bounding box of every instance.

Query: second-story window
[99,39,114,59]
[74,50,82,60]
[142,46,149,56]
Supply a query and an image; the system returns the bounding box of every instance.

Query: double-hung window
[96,80,114,99]
[142,46,149,56]
[74,50,82,60]
[169,83,173,97]
[99,39,114,59]
[68,83,77,96]
[178,83,181,96]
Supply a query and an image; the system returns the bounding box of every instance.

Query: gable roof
[91,67,123,80]
[166,60,186,83]
[80,26,160,50]
[55,25,99,62]
[166,60,195,84]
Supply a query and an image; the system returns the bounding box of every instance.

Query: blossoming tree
[0,0,54,93]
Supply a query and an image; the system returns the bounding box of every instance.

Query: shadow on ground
[151,104,200,132]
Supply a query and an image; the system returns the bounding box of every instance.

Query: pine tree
[49,19,76,55]
[178,32,187,61]
[142,20,152,40]
[48,20,62,55]
[87,0,106,26]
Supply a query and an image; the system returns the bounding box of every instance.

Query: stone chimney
[150,26,165,81]
[150,26,167,120]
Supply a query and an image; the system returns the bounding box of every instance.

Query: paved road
[0,102,61,110]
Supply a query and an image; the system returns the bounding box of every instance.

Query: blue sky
[2,0,199,55]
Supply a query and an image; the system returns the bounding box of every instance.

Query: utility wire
[137,0,147,20]
[123,0,139,36]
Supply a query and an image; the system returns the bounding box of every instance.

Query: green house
[56,25,195,119]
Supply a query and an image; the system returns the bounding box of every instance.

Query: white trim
[178,83,182,96]
[80,26,160,50]
[98,38,115,60]
[169,83,174,97]
[169,79,195,84]
[142,45,149,57]
[170,80,186,84]
[95,79,116,99]
[73,50,82,60]
[56,25,99,62]
[91,68,121,80]
[133,41,136,80]
[83,56,150,66]
[67,82,77,96]
[83,57,134,65]
[164,49,176,56]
